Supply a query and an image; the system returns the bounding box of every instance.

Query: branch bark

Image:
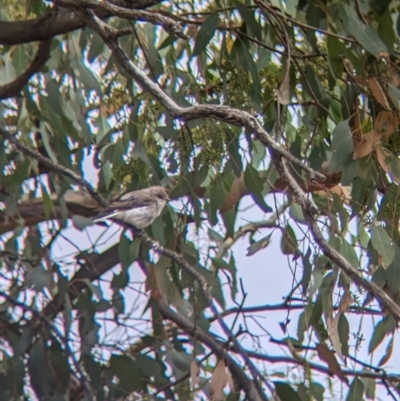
[0,39,51,100]
[0,190,98,235]
[0,0,162,45]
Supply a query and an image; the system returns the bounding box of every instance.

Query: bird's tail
[92,210,119,223]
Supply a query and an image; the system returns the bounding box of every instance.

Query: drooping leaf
[274,381,303,401]
[344,4,387,56]
[368,319,386,354]
[192,13,219,57]
[378,336,394,366]
[329,120,353,173]
[244,164,272,213]
[316,343,349,385]
[281,224,297,255]
[246,233,272,256]
[346,377,364,401]
[370,221,394,268]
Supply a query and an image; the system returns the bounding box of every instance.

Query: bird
[92,186,169,228]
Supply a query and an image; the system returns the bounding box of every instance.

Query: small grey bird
[93,186,169,228]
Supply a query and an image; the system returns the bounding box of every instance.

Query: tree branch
[0,0,162,45]
[55,0,186,38]
[0,39,51,100]
[0,190,99,235]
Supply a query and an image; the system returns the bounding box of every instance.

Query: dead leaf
[339,291,354,314]
[227,369,234,392]
[375,111,399,139]
[190,358,200,389]
[376,145,400,185]
[210,360,229,401]
[344,59,367,85]
[353,131,381,159]
[327,314,344,362]
[316,343,349,385]
[329,185,352,203]
[145,265,163,300]
[368,77,390,110]
[378,337,394,367]
[277,64,290,105]
[221,173,247,212]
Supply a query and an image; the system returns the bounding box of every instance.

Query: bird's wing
[104,192,155,212]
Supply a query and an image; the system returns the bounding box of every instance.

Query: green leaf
[83,354,104,397]
[310,382,325,401]
[246,234,272,256]
[14,327,34,357]
[378,336,394,366]
[339,239,358,268]
[87,31,105,63]
[28,341,46,399]
[274,381,303,401]
[96,113,112,145]
[82,279,103,300]
[327,37,346,77]
[0,52,16,84]
[71,58,102,93]
[281,224,297,255]
[109,354,144,395]
[11,44,29,76]
[112,289,125,315]
[376,145,400,184]
[344,4,387,56]
[192,13,219,57]
[208,227,224,244]
[378,10,395,53]
[346,377,364,401]
[154,257,183,308]
[289,203,306,224]
[285,0,299,17]
[368,319,386,354]
[39,122,58,163]
[118,234,139,270]
[301,247,312,296]
[111,269,129,290]
[102,160,113,190]
[41,183,55,220]
[329,120,353,173]
[234,0,262,39]
[25,264,50,291]
[225,128,243,177]
[338,314,349,357]
[370,221,394,267]
[208,180,226,225]
[244,164,272,213]
[360,375,376,400]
